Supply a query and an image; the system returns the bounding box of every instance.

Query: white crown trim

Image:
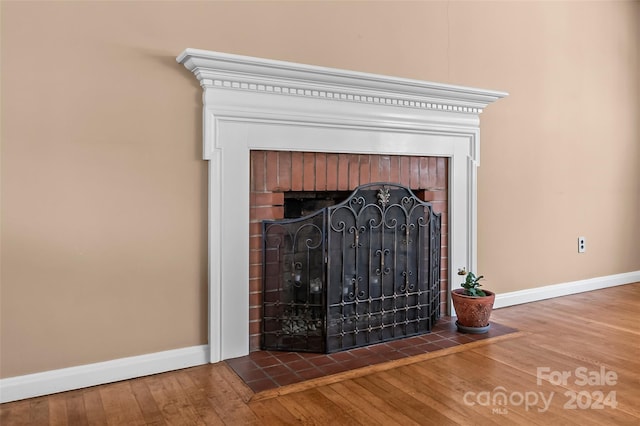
[178,49,507,115]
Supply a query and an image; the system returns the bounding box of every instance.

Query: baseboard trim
[0,345,209,403]
[494,271,640,309]
[2,272,638,403]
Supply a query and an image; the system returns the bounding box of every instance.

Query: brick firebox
[248,151,449,352]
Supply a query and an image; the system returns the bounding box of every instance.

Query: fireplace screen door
[262,183,441,353]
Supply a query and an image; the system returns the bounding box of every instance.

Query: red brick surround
[249,151,448,352]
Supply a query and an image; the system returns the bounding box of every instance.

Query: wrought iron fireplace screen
[262,183,441,353]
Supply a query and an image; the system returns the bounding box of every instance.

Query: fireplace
[262,183,441,353]
[250,152,448,352]
[177,48,507,363]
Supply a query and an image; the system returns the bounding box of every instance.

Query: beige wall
[1,1,638,378]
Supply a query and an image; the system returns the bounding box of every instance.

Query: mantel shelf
[177,48,507,115]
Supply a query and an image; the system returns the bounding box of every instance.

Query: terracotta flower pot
[451,289,495,333]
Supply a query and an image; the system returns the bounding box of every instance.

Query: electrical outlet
[578,236,586,253]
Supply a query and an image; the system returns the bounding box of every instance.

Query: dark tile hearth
[226,317,517,393]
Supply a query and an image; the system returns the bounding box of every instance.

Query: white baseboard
[494,271,640,309]
[0,345,209,403]
[2,271,639,404]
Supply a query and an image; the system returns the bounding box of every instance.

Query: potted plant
[451,268,495,334]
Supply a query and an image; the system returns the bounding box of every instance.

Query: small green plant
[457,268,486,297]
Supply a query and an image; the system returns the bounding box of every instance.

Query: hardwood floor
[2,283,639,425]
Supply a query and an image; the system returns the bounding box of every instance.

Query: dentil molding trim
[177,48,506,115]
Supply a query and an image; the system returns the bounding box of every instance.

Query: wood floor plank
[313,384,385,425]
[248,398,303,425]
[469,325,640,419]
[276,388,364,425]
[82,388,107,426]
[495,319,640,389]
[353,374,447,425]
[129,377,166,425]
[0,399,30,426]
[99,381,146,426]
[145,373,204,425]
[174,369,224,425]
[437,350,609,425]
[272,395,319,425]
[321,380,404,425]
[376,367,475,425]
[64,391,88,426]
[188,363,260,425]
[391,363,510,426]
[393,358,535,426]
[338,377,421,425]
[47,393,69,426]
[30,397,50,425]
[303,387,366,425]
[2,283,639,425]
[467,344,639,424]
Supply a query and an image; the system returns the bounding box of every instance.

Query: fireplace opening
[262,183,441,353]
[283,191,351,219]
[283,189,431,219]
[249,151,449,353]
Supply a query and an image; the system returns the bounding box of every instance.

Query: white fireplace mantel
[177,48,507,363]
